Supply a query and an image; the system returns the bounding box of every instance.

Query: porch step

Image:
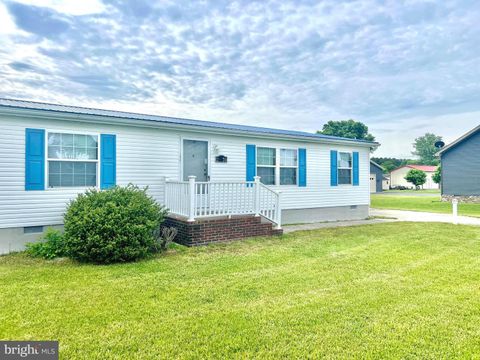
[164,214,283,246]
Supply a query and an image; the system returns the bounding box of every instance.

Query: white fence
[164,176,281,228]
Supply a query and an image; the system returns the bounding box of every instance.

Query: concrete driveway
[370,208,480,226]
[284,209,480,234]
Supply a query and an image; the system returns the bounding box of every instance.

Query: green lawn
[1,223,480,358]
[372,194,480,217]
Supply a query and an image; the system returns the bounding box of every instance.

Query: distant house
[382,175,390,191]
[370,160,384,193]
[390,165,439,190]
[437,124,480,201]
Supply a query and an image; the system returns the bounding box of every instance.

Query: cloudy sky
[1,0,479,157]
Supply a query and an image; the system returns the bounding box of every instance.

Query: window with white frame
[47,132,98,188]
[256,147,298,185]
[280,149,297,185]
[257,147,276,185]
[338,152,352,185]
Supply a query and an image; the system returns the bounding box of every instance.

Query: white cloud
[0,0,479,157]
[8,0,105,15]
[372,110,480,158]
[0,2,17,34]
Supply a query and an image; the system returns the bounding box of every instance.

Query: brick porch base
[163,215,283,246]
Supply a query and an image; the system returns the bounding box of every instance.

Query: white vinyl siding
[0,114,371,229]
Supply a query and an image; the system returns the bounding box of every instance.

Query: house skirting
[164,215,283,246]
[441,195,480,203]
[0,225,63,255]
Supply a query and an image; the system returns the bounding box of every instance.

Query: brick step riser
[163,215,283,246]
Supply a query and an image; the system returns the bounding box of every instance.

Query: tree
[318,120,375,141]
[380,160,398,173]
[371,157,410,174]
[405,169,427,190]
[432,166,441,184]
[412,133,442,165]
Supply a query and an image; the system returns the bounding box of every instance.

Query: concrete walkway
[283,209,480,233]
[283,218,393,233]
[370,209,480,226]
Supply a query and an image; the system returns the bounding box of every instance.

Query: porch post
[254,176,261,216]
[275,191,282,229]
[188,175,196,222]
[163,177,169,210]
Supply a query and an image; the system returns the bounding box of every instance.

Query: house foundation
[441,195,480,203]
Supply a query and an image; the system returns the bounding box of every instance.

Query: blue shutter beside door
[353,151,359,186]
[25,128,45,191]
[100,134,116,189]
[330,150,338,186]
[298,148,306,187]
[246,144,256,181]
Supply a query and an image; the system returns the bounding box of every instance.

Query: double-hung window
[257,147,276,185]
[47,132,98,188]
[280,149,297,185]
[338,152,352,185]
[256,147,298,185]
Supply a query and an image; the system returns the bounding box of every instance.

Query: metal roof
[391,165,438,173]
[370,160,385,171]
[406,165,438,172]
[436,124,480,155]
[0,98,378,146]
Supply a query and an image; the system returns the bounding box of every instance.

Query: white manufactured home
[0,99,378,252]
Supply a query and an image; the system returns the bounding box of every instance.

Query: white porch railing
[164,176,281,228]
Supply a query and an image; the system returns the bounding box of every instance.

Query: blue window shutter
[101,134,116,189]
[298,148,306,187]
[246,144,256,181]
[353,151,359,186]
[330,150,338,186]
[25,128,45,190]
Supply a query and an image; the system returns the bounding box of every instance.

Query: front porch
[163,176,283,245]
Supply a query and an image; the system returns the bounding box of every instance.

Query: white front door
[370,173,377,193]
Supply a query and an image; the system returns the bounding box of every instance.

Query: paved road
[370,208,480,226]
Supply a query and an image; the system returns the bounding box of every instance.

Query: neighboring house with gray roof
[0,98,378,253]
[437,124,480,202]
[370,160,384,193]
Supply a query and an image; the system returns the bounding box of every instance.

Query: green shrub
[25,228,66,259]
[63,184,167,264]
[404,169,427,189]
